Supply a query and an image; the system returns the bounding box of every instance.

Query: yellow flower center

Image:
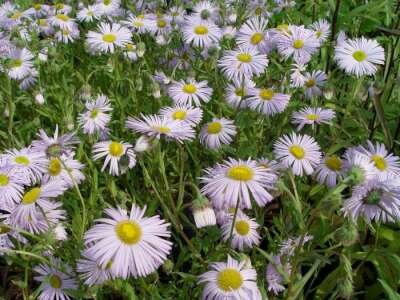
[55,3,64,10]
[325,155,342,171]
[11,12,22,20]
[87,11,94,16]
[15,156,30,165]
[305,79,315,88]
[217,268,243,291]
[115,220,142,245]
[194,25,208,35]
[352,50,367,62]
[0,174,9,186]
[104,0,112,5]
[0,224,11,234]
[306,114,319,121]
[133,20,144,27]
[371,155,387,171]
[235,88,245,97]
[102,33,116,43]
[172,110,187,120]
[62,29,70,35]
[254,7,262,16]
[109,142,124,157]
[227,165,254,181]
[235,220,250,236]
[289,145,305,159]
[49,274,62,289]
[293,39,304,49]
[11,59,23,68]
[90,109,99,119]
[207,122,222,134]
[259,88,274,101]
[22,187,41,205]
[250,32,264,45]
[34,4,42,10]
[182,83,197,94]
[48,158,62,176]
[157,19,166,28]
[56,14,69,22]
[236,53,252,63]
[153,126,171,134]
[126,43,135,51]
[37,19,47,26]
[316,31,322,38]
[277,24,289,31]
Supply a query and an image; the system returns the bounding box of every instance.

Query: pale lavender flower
[199,118,237,149]
[221,211,260,250]
[291,107,335,131]
[199,255,262,299]
[247,87,291,116]
[200,158,276,209]
[84,205,172,278]
[273,133,321,176]
[78,94,112,135]
[342,178,400,223]
[275,25,320,65]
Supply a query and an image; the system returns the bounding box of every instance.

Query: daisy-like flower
[96,0,121,17]
[291,107,335,131]
[199,117,237,149]
[221,211,260,250]
[49,13,76,31]
[182,17,221,48]
[275,25,320,65]
[342,149,376,185]
[77,5,101,23]
[77,250,114,286]
[192,196,216,228]
[200,158,276,209]
[43,155,85,188]
[342,178,400,223]
[84,205,172,278]
[257,157,282,177]
[123,14,155,34]
[198,255,261,300]
[34,259,78,300]
[159,104,203,126]
[334,37,385,77]
[78,94,112,135]
[192,1,219,21]
[2,148,47,184]
[273,133,322,176]
[314,154,343,187]
[53,3,72,14]
[152,15,173,36]
[218,46,268,81]
[7,48,34,80]
[266,255,291,295]
[302,70,327,99]
[31,126,79,157]
[126,114,195,143]
[279,234,313,257]
[35,18,54,36]
[123,43,138,61]
[168,78,213,107]
[355,141,400,180]
[169,6,186,25]
[236,17,269,52]
[92,140,136,176]
[0,166,27,210]
[225,78,255,108]
[247,87,290,116]
[10,180,67,228]
[87,22,132,54]
[55,25,80,44]
[310,19,330,44]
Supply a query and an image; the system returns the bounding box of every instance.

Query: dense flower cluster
[0,0,396,299]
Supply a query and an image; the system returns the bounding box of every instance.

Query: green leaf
[378,279,400,300]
